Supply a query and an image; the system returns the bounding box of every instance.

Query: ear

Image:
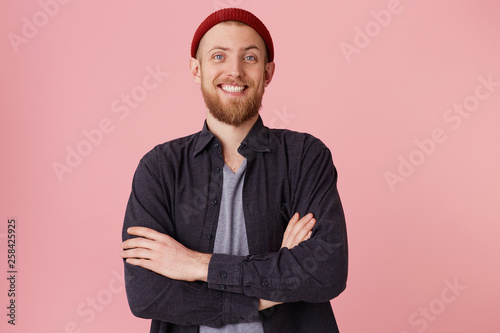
[264,61,275,87]
[189,57,201,84]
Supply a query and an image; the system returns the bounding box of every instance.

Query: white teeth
[221,85,245,93]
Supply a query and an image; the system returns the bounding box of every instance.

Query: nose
[227,57,243,79]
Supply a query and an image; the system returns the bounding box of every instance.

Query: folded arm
[205,141,347,303]
[122,158,258,327]
[122,138,347,325]
[122,212,316,310]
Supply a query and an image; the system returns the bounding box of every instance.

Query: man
[121,8,348,333]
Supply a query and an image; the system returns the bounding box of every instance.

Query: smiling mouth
[219,84,248,93]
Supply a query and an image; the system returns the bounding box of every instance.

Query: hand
[259,298,281,311]
[121,227,211,282]
[259,213,316,311]
[280,213,316,249]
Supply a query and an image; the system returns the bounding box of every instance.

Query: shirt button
[221,272,227,278]
[220,284,226,290]
[215,167,221,173]
[205,234,212,240]
[211,199,218,205]
[262,280,268,287]
[214,142,220,148]
[239,316,245,321]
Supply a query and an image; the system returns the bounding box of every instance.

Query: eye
[245,55,256,61]
[213,54,224,61]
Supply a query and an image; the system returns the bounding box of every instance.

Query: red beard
[201,80,264,126]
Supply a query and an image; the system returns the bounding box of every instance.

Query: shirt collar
[193,120,215,156]
[193,116,271,157]
[240,116,271,154]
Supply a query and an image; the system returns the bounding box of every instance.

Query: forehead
[198,21,267,54]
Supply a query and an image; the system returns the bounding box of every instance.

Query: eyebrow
[206,45,261,54]
[243,45,261,52]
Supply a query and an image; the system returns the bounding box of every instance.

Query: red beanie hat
[191,8,274,62]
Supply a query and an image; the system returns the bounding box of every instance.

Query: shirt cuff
[207,253,245,294]
[224,292,260,324]
[207,253,260,325]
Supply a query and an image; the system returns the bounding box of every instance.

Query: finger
[121,248,153,260]
[127,227,164,240]
[125,258,167,279]
[293,218,315,244]
[286,213,313,241]
[121,237,155,250]
[282,215,315,249]
[282,213,299,246]
[124,258,154,271]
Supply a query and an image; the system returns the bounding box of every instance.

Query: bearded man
[121,8,348,333]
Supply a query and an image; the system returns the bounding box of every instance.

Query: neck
[206,111,258,159]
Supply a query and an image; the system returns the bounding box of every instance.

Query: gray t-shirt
[200,159,264,333]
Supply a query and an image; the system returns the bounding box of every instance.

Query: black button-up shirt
[122,117,348,332]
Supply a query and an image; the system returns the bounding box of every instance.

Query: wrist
[197,253,212,282]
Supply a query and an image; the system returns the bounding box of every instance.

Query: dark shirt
[122,116,348,333]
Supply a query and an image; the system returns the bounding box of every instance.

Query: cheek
[201,65,221,81]
[248,67,267,85]
[201,75,217,90]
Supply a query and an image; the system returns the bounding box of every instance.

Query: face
[190,21,275,127]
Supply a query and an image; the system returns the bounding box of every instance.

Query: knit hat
[191,8,274,62]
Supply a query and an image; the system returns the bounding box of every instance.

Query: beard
[201,80,264,127]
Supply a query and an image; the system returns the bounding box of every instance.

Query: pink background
[1,0,499,332]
